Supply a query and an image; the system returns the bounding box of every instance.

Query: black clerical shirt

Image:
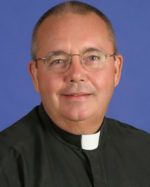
[0,104,150,187]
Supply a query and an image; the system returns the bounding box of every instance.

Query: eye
[46,56,66,67]
[88,55,99,61]
[51,59,64,65]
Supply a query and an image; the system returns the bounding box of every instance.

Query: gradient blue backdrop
[0,0,150,132]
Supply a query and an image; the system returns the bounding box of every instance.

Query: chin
[61,109,96,122]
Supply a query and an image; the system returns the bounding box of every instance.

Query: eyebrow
[47,50,67,57]
[82,47,102,53]
[46,47,102,57]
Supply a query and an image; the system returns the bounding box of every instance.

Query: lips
[63,92,91,96]
[61,92,92,101]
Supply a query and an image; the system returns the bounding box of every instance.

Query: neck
[48,114,104,135]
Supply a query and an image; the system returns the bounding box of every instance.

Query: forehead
[36,12,113,55]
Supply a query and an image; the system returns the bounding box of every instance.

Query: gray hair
[31,1,117,60]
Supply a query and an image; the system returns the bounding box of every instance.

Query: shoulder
[102,118,150,183]
[105,117,150,137]
[104,117,150,150]
[0,105,45,174]
[0,105,50,183]
[0,105,42,152]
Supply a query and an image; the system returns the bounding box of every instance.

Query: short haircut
[31,1,117,60]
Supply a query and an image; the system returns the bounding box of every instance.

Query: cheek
[38,73,63,96]
[93,68,115,95]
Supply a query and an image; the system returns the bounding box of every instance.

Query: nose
[64,56,86,83]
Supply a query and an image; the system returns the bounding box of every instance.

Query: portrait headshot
[0,0,150,186]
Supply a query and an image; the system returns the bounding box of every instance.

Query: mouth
[61,92,92,100]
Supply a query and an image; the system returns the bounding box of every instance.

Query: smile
[62,93,92,100]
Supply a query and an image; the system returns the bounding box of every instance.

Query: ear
[114,54,123,87]
[28,61,40,93]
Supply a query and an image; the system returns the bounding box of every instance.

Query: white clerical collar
[81,131,100,150]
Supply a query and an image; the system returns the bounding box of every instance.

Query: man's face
[29,12,122,129]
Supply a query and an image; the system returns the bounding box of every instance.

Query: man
[0,1,150,187]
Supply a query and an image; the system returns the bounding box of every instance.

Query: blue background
[0,0,150,132]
